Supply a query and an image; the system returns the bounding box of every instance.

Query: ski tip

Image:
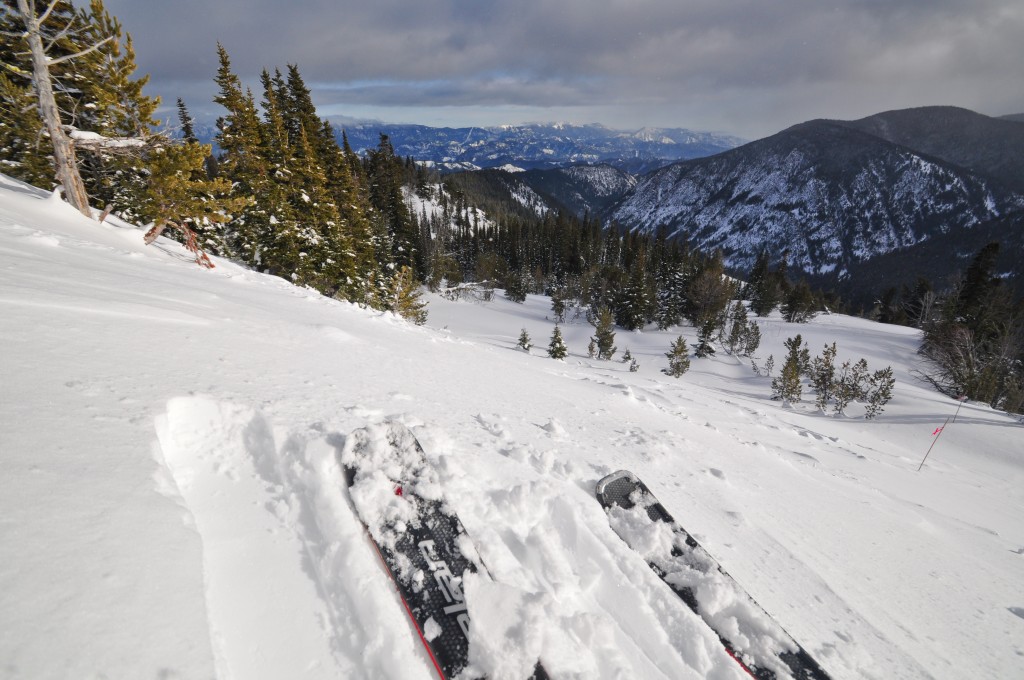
[595,469,637,496]
[595,469,644,510]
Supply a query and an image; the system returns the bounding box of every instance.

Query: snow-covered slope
[2,174,1022,679]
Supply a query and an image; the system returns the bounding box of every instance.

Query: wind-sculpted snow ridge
[609,121,1024,277]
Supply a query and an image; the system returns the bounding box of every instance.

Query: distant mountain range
[335,121,744,174]
[604,106,1024,303]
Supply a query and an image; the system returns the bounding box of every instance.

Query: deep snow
[1,173,1022,679]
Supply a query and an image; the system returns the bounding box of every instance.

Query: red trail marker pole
[918,416,950,471]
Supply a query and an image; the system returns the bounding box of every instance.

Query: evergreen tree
[177,98,197,142]
[955,242,1001,332]
[386,265,427,325]
[782,279,818,323]
[591,306,617,360]
[655,262,686,330]
[547,325,568,359]
[366,133,418,273]
[771,335,806,404]
[809,342,838,412]
[686,253,734,356]
[748,249,784,317]
[212,44,270,264]
[550,285,569,323]
[517,328,532,352]
[134,140,244,255]
[742,321,761,357]
[921,242,1023,410]
[1,0,158,213]
[663,336,691,378]
[864,367,895,419]
[0,71,53,187]
[725,301,749,355]
[614,252,653,331]
[504,268,529,303]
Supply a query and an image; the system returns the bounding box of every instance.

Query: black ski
[343,420,547,680]
[596,470,830,680]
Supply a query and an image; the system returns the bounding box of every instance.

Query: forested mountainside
[607,119,1024,289]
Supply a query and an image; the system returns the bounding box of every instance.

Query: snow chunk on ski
[597,470,830,679]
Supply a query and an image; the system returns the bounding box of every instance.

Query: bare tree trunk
[16,0,92,218]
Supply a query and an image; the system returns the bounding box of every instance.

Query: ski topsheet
[342,420,547,680]
[596,470,831,680]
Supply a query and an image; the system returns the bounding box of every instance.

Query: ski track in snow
[154,397,435,679]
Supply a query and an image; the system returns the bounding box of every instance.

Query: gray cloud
[101,0,1024,138]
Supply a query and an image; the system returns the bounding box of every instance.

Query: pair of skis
[343,420,830,679]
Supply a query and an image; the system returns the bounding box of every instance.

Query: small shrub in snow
[865,366,896,419]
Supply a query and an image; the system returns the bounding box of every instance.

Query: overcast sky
[101,0,1024,139]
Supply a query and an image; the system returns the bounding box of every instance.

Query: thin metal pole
[951,396,967,423]
[918,416,950,472]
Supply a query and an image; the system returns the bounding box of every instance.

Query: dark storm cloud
[101,0,1024,137]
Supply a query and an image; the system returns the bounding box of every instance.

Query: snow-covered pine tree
[517,328,532,352]
[213,44,274,264]
[614,255,652,331]
[547,325,568,359]
[663,336,690,378]
[365,133,418,274]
